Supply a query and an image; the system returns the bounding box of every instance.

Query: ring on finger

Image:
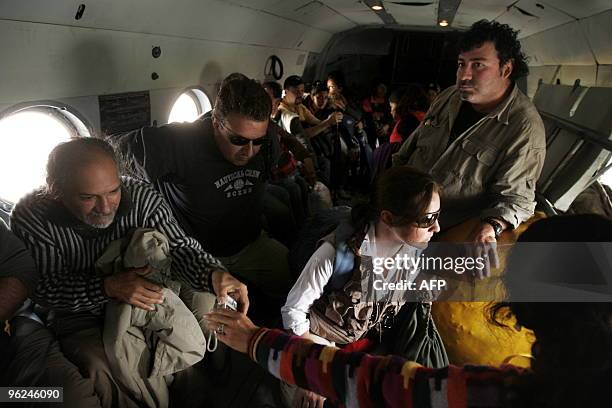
[216,323,225,335]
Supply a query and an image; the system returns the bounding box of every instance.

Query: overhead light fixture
[363,0,395,23]
[366,0,384,11]
[437,0,460,27]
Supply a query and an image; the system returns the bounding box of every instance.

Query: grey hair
[46,138,119,197]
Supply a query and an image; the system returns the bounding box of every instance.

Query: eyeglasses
[415,210,440,228]
[217,118,268,147]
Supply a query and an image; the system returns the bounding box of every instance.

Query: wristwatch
[483,217,503,237]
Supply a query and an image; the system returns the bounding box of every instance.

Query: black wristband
[483,217,503,237]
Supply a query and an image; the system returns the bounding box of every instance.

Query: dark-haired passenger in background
[207,214,612,408]
[388,84,429,145]
[278,75,343,141]
[371,85,430,182]
[262,80,316,233]
[304,80,334,119]
[393,20,546,252]
[277,75,342,189]
[426,82,441,105]
[303,80,336,164]
[362,79,393,147]
[262,79,322,189]
[326,70,350,113]
[326,70,374,196]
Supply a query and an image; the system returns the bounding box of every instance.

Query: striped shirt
[10,177,225,313]
[249,328,529,408]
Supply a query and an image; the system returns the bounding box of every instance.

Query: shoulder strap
[322,222,358,291]
[329,241,355,290]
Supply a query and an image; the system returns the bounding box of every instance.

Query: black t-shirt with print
[119,117,267,257]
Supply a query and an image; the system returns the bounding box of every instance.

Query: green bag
[384,302,449,369]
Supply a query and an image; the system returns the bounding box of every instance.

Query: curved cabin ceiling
[1,1,609,49]
[0,0,610,108]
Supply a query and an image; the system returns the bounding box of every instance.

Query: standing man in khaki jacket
[393,20,546,248]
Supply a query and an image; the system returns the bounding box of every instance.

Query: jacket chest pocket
[438,138,499,196]
[415,118,446,164]
[461,139,497,167]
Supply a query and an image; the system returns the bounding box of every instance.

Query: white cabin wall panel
[322,0,383,26]
[540,0,611,19]
[528,66,559,84]
[0,0,330,51]
[323,0,372,14]
[0,0,82,25]
[335,11,381,25]
[301,10,354,33]
[520,21,595,66]
[0,0,247,43]
[227,0,283,10]
[324,28,394,56]
[454,0,508,30]
[261,1,355,32]
[0,20,306,108]
[237,17,305,49]
[596,65,612,87]
[495,0,573,39]
[297,29,334,51]
[55,95,102,133]
[384,3,437,27]
[0,21,151,104]
[526,65,559,98]
[558,65,598,87]
[261,1,312,16]
[581,10,612,64]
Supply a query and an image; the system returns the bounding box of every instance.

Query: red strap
[341,338,376,353]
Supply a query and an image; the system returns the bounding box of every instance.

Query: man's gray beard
[83,214,115,229]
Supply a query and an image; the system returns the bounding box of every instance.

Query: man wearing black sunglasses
[115,75,293,325]
[213,113,268,166]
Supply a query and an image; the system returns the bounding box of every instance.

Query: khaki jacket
[393,84,546,229]
[96,229,206,408]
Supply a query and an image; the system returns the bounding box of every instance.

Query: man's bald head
[46,138,119,197]
[46,138,122,228]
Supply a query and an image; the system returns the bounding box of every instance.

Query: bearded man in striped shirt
[10,138,249,407]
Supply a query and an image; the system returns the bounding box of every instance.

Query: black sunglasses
[415,210,440,228]
[217,119,267,147]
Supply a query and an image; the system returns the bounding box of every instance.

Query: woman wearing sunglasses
[276,166,447,408]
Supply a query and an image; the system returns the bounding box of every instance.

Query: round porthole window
[168,88,212,124]
[0,104,91,206]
